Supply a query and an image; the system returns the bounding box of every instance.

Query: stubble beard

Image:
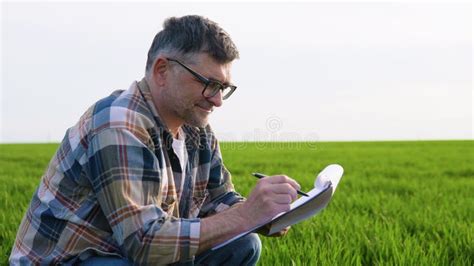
[163,81,210,129]
[183,108,209,128]
[175,98,209,128]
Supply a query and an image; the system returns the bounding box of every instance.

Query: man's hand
[256,224,291,237]
[237,175,301,229]
[198,175,299,253]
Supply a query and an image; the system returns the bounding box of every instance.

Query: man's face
[162,53,233,128]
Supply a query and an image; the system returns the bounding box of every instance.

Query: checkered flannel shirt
[10,78,243,265]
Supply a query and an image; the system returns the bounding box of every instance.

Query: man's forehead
[193,54,233,83]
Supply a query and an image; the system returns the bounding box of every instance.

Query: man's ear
[152,57,169,86]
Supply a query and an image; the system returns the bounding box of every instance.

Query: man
[10,15,300,265]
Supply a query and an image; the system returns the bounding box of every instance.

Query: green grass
[1,141,473,265]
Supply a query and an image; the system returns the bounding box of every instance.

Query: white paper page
[273,164,343,217]
[314,164,343,194]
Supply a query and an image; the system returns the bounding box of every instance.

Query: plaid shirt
[10,79,242,265]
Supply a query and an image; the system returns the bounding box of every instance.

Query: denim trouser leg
[78,233,261,266]
[194,233,262,266]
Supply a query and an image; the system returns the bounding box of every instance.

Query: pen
[252,172,310,197]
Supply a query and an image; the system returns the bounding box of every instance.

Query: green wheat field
[1,141,473,265]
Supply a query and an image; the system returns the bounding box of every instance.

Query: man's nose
[206,90,223,107]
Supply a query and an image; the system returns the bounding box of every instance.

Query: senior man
[10,15,300,265]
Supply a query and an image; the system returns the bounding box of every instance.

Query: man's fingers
[272,194,294,204]
[256,179,298,202]
[264,175,301,191]
[247,175,303,223]
[268,183,297,201]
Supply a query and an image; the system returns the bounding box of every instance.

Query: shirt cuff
[198,191,245,217]
[181,218,201,261]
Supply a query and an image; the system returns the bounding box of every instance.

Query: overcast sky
[1,1,472,142]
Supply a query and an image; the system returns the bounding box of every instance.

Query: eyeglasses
[166,58,237,100]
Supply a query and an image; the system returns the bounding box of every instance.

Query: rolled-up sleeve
[85,128,200,264]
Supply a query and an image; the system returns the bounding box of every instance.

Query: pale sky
[1,1,472,142]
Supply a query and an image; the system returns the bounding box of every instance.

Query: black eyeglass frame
[166,58,237,100]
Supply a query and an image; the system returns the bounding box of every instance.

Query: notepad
[212,164,344,250]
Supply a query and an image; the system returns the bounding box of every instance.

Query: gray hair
[145,15,240,76]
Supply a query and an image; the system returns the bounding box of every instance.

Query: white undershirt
[172,128,187,177]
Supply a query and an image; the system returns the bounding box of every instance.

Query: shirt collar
[136,77,163,124]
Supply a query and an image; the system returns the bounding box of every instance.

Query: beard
[181,104,210,128]
[161,81,214,129]
[172,95,211,128]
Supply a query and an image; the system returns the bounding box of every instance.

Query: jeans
[81,233,261,266]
